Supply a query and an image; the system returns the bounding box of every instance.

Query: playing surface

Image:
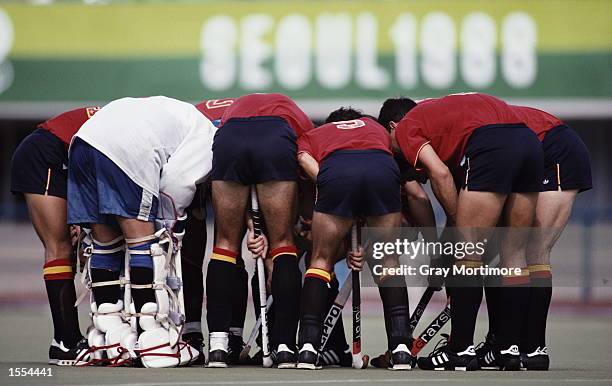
[1,307,610,386]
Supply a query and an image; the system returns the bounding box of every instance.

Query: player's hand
[347,246,364,271]
[247,229,268,258]
[70,225,81,247]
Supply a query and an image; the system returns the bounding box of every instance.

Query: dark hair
[377,97,417,130]
[324,107,364,123]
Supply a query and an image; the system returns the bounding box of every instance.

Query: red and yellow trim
[502,267,530,286]
[43,258,74,280]
[305,268,331,283]
[269,245,298,261]
[211,247,237,264]
[454,259,482,269]
[529,264,552,279]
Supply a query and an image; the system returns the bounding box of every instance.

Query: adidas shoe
[49,338,91,366]
[207,350,228,368]
[296,343,321,370]
[320,347,352,367]
[183,332,206,366]
[417,337,478,371]
[389,344,413,370]
[476,333,500,370]
[227,335,246,365]
[499,345,521,371]
[521,346,549,371]
[276,344,297,369]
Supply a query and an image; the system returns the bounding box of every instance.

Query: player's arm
[297,151,319,182]
[417,144,457,225]
[403,180,437,241]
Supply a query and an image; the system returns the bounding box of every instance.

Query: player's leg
[228,253,249,362]
[180,212,207,364]
[418,189,506,371]
[522,190,577,369]
[25,194,84,356]
[368,212,414,370]
[256,180,302,367]
[495,191,538,370]
[297,211,353,369]
[207,180,249,367]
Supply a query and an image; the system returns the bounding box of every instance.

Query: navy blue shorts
[211,116,298,184]
[315,150,401,218]
[462,124,544,193]
[67,137,158,228]
[541,125,592,192]
[10,129,68,199]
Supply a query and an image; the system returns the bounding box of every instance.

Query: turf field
[1,224,611,386]
[0,307,610,386]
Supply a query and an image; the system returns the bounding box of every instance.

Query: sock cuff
[270,245,297,261]
[305,268,331,282]
[502,267,530,286]
[529,264,552,278]
[212,247,237,264]
[43,259,74,280]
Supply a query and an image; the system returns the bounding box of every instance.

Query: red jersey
[298,117,391,162]
[395,93,521,168]
[511,105,564,141]
[221,93,314,136]
[195,98,235,121]
[38,107,100,146]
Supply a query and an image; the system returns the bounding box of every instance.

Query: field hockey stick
[410,304,451,355]
[250,187,273,368]
[351,224,369,369]
[238,296,273,362]
[319,272,352,350]
[409,287,436,334]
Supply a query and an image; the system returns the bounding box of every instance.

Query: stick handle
[250,187,272,367]
[351,224,366,368]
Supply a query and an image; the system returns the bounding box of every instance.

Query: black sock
[181,214,206,330]
[130,267,156,311]
[271,252,301,348]
[45,279,83,347]
[90,268,121,305]
[206,248,237,333]
[484,278,502,338]
[230,256,248,337]
[377,275,411,351]
[497,269,530,349]
[448,261,483,352]
[298,269,331,347]
[523,266,552,352]
[324,275,349,352]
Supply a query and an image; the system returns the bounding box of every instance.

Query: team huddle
[10,92,591,371]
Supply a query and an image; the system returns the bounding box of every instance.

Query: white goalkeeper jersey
[75,96,217,219]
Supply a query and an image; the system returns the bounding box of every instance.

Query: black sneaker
[320,347,352,367]
[227,335,246,365]
[276,344,297,369]
[389,344,413,370]
[370,350,391,368]
[499,345,521,371]
[296,343,321,370]
[183,332,206,366]
[417,337,478,371]
[49,338,90,366]
[476,333,500,370]
[521,347,549,371]
[207,350,228,368]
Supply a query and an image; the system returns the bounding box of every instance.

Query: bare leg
[25,193,83,347]
[256,181,298,249]
[310,212,354,272]
[212,181,250,252]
